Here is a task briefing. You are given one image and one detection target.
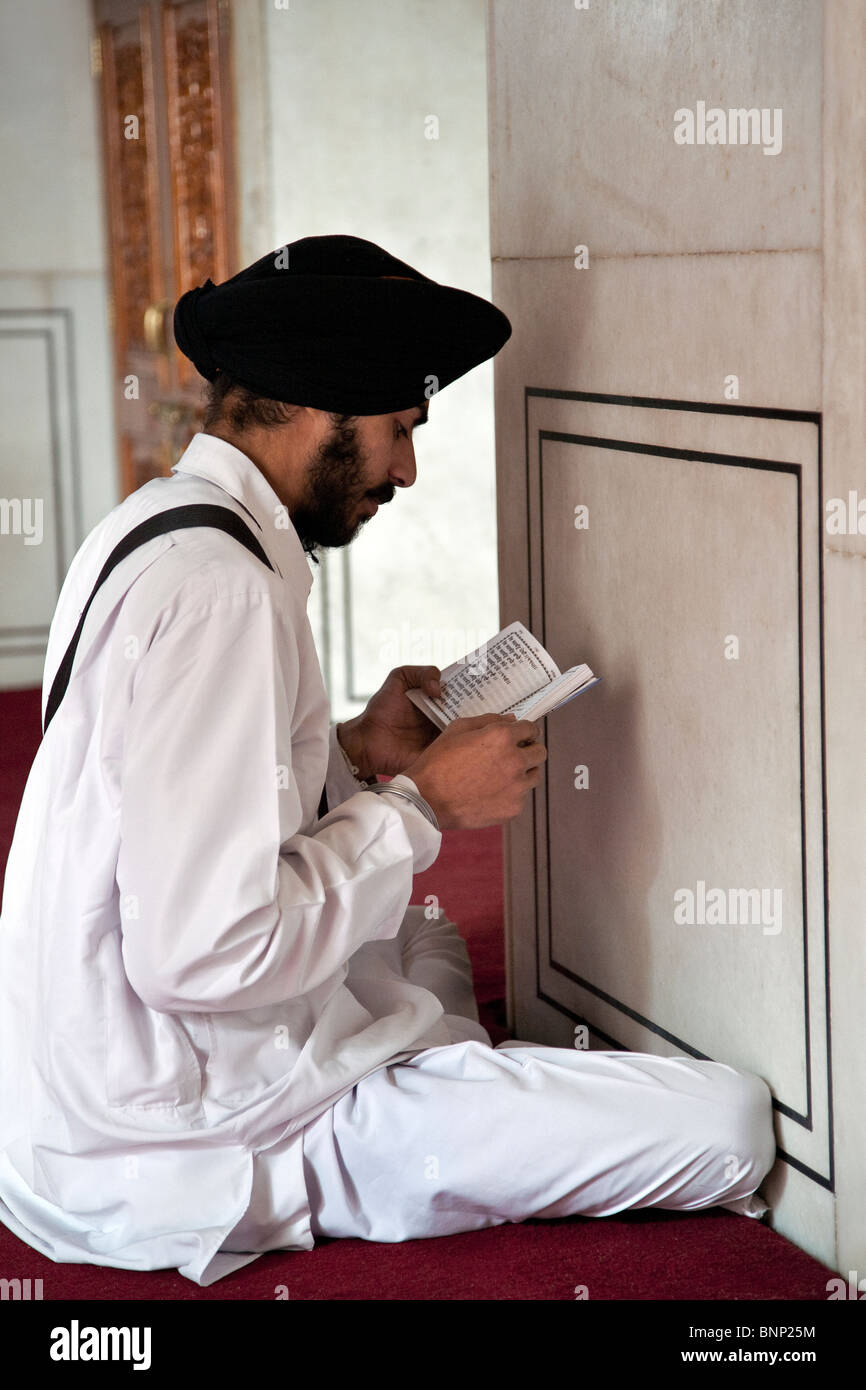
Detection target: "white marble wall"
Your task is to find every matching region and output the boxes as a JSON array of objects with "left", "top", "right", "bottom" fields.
[
  {"left": 489, "top": 0, "right": 865, "bottom": 1279},
  {"left": 233, "top": 0, "right": 498, "bottom": 721},
  {"left": 0, "top": 0, "right": 117, "bottom": 690}
]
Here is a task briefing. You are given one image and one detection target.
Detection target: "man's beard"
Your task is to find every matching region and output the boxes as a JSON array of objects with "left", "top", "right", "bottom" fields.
[{"left": 291, "top": 413, "right": 394, "bottom": 562}]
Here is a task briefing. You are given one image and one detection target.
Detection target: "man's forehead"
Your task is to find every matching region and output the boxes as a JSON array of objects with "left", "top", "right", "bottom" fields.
[{"left": 396, "top": 400, "right": 429, "bottom": 425}]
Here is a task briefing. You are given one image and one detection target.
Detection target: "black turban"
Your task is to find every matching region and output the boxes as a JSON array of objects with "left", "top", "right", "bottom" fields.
[{"left": 173, "top": 234, "right": 512, "bottom": 416}]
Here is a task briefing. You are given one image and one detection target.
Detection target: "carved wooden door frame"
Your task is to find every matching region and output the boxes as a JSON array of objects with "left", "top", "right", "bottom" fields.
[{"left": 93, "top": 0, "right": 237, "bottom": 494}]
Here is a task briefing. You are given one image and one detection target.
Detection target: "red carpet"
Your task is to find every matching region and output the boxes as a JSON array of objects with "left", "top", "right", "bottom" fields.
[{"left": 0, "top": 688, "right": 836, "bottom": 1299}]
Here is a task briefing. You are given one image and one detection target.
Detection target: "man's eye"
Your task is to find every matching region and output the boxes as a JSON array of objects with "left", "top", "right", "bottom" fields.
[{"left": 395, "top": 421, "right": 408, "bottom": 439}]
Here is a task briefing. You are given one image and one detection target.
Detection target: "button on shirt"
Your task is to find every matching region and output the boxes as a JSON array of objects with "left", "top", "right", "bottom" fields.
[{"left": 0, "top": 431, "right": 454, "bottom": 1286}]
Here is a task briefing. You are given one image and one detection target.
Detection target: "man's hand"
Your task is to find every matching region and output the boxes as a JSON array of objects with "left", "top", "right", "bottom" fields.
[
  {"left": 336, "top": 665, "right": 445, "bottom": 780},
  {"left": 405, "top": 712, "right": 547, "bottom": 830}
]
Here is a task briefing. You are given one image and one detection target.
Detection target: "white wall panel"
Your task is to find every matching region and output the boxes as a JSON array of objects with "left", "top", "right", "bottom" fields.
[
  {"left": 521, "top": 393, "right": 828, "bottom": 1197},
  {"left": 0, "top": 0, "right": 116, "bottom": 692},
  {"left": 488, "top": 0, "right": 863, "bottom": 1276}
]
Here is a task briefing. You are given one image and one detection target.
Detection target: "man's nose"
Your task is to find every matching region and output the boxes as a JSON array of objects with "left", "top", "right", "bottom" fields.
[{"left": 389, "top": 443, "right": 417, "bottom": 490}]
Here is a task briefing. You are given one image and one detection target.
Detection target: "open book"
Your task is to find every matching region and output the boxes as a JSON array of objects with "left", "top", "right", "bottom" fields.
[{"left": 406, "top": 621, "right": 600, "bottom": 731}]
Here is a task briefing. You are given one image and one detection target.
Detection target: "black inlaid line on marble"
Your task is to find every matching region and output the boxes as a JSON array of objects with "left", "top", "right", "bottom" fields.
[{"left": 520, "top": 387, "right": 830, "bottom": 1192}]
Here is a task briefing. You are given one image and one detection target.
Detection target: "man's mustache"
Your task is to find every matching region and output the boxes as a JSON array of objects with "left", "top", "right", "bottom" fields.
[{"left": 366, "top": 483, "right": 395, "bottom": 505}]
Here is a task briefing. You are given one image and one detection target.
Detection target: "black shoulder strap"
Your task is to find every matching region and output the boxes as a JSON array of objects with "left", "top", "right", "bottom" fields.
[
  {"left": 43, "top": 504, "right": 275, "bottom": 734},
  {"left": 44, "top": 500, "right": 332, "bottom": 819}
]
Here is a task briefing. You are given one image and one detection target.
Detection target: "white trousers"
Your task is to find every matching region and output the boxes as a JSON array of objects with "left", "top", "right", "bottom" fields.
[{"left": 225, "top": 909, "right": 777, "bottom": 1251}]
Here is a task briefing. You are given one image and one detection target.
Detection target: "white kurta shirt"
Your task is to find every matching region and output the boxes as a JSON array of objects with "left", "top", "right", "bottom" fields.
[{"left": 0, "top": 431, "right": 456, "bottom": 1285}]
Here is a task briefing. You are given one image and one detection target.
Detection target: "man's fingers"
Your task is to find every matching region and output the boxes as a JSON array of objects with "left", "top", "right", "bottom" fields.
[
  {"left": 521, "top": 741, "right": 547, "bottom": 770},
  {"left": 393, "top": 664, "right": 442, "bottom": 687},
  {"left": 449, "top": 712, "right": 515, "bottom": 731},
  {"left": 448, "top": 713, "right": 544, "bottom": 741},
  {"left": 511, "top": 717, "right": 542, "bottom": 742}
]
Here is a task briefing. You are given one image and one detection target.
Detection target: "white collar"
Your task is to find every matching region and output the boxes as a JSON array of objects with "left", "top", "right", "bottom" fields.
[{"left": 171, "top": 431, "right": 314, "bottom": 597}]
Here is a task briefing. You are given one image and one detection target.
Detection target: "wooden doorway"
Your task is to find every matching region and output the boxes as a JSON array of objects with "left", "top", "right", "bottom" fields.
[{"left": 93, "top": 0, "right": 236, "bottom": 495}]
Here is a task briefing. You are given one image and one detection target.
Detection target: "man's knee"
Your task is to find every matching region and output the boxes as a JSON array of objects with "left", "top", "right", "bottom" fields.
[
  {"left": 399, "top": 905, "right": 464, "bottom": 959},
  {"left": 398, "top": 909, "right": 480, "bottom": 1022},
  {"left": 705, "top": 1066, "right": 776, "bottom": 1193}
]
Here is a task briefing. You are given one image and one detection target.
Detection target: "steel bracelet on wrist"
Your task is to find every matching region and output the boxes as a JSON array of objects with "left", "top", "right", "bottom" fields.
[{"left": 363, "top": 781, "right": 440, "bottom": 831}]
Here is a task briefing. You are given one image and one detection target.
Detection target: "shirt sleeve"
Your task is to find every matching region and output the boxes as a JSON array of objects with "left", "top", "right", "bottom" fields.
[
  {"left": 116, "top": 589, "right": 442, "bottom": 1014},
  {"left": 324, "top": 720, "right": 374, "bottom": 808}
]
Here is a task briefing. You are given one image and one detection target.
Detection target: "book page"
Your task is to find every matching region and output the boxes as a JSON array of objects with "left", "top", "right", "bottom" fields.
[
  {"left": 410, "top": 621, "right": 562, "bottom": 724},
  {"left": 512, "top": 667, "right": 599, "bottom": 720}
]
